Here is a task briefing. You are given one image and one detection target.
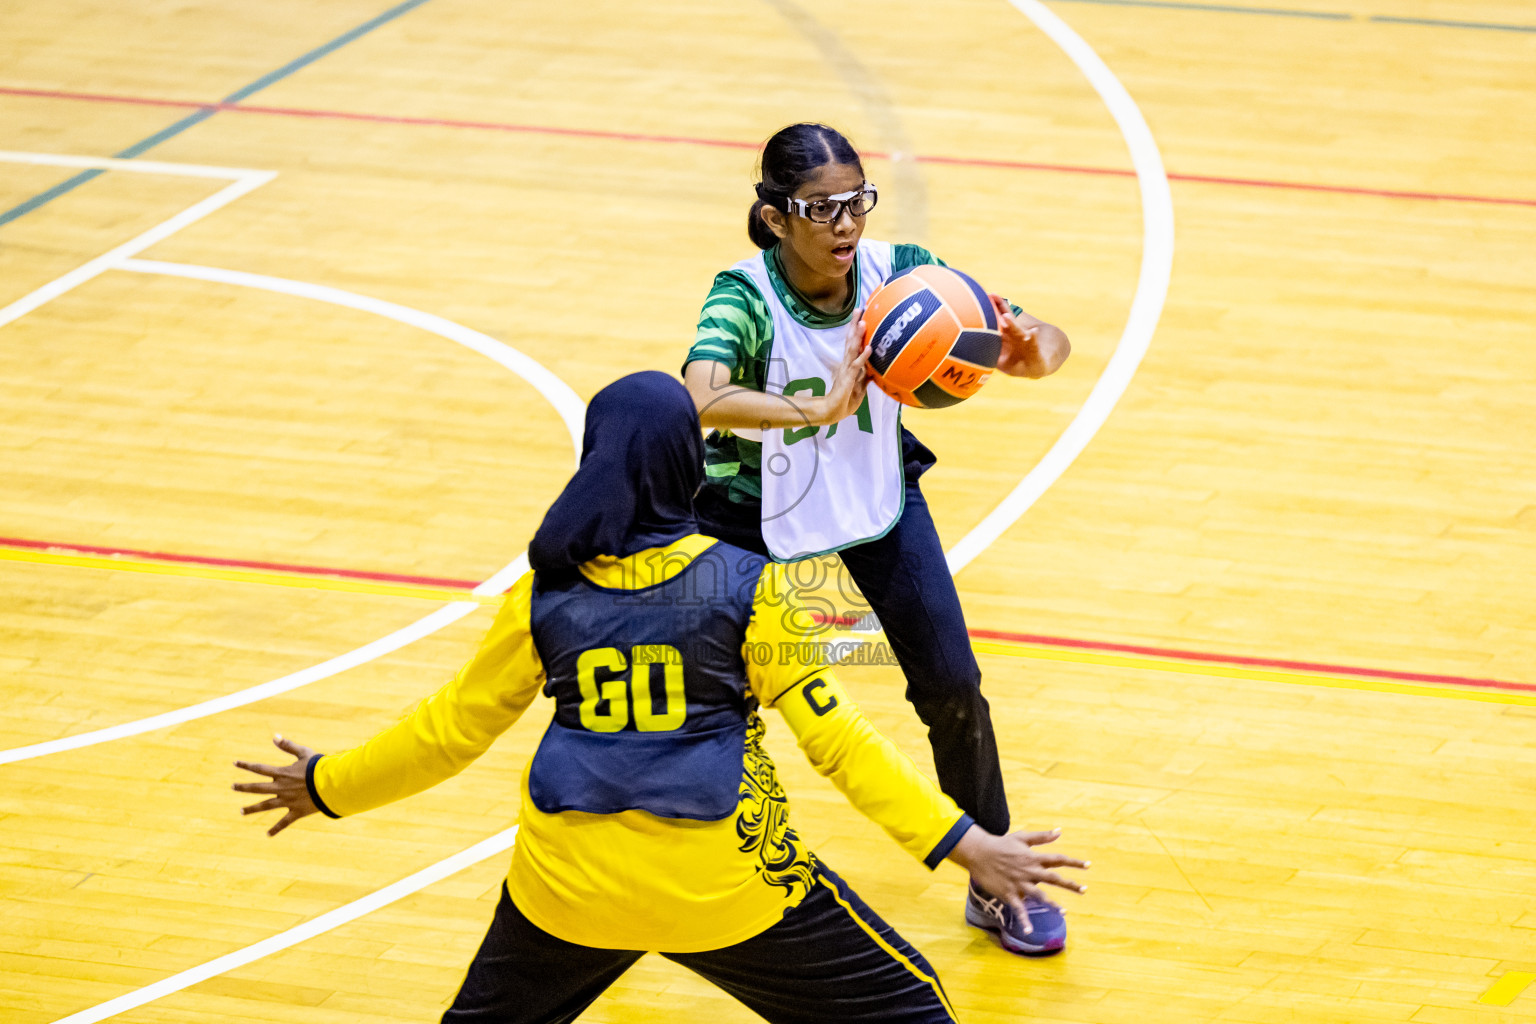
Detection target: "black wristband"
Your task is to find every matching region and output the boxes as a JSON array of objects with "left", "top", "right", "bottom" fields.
[
  {"left": 305, "top": 754, "right": 340, "bottom": 819},
  {"left": 924, "top": 813, "right": 975, "bottom": 870}
]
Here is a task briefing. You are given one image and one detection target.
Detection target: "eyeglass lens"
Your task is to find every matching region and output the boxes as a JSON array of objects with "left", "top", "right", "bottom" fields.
[{"left": 806, "top": 189, "right": 877, "bottom": 223}]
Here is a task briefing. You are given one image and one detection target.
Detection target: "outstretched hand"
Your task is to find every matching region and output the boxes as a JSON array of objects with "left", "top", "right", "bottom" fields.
[
  {"left": 949, "top": 826, "right": 1088, "bottom": 926},
  {"left": 233, "top": 735, "right": 321, "bottom": 837}
]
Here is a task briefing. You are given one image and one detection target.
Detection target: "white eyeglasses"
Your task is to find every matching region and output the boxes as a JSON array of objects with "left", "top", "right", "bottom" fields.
[{"left": 781, "top": 185, "right": 879, "bottom": 223}]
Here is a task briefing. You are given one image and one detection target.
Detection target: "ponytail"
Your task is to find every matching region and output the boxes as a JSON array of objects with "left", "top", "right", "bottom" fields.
[{"left": 747, "top": 123, "right": 863, "bottom": 249}]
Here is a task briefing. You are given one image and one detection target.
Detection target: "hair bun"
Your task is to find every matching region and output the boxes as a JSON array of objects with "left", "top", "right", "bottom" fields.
[{"left": 747, "top": 198, "right": 777, "bottom": 250}]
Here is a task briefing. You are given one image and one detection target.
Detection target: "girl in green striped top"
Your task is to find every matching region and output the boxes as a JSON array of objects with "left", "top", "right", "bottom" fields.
[{"left": 681, "top": 123, "right": 1074, "bottom": 957}]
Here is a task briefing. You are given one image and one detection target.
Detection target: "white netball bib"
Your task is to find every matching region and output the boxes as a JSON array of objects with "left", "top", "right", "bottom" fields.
[{"left": 735, "top": 240, "right": 905, "bottom": 561}]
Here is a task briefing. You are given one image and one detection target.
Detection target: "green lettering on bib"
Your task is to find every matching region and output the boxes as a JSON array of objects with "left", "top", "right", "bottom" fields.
[
  {"left": 825, "top": 393, "right": 873, "bottom": 440},
  {"left": 782, "top": 377, "right": 826, "bottom": 445}
]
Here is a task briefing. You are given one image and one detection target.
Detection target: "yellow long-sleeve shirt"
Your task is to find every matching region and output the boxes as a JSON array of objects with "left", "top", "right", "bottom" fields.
[{"left": 308, "top": 536, "right": 971, "bottom": 952}]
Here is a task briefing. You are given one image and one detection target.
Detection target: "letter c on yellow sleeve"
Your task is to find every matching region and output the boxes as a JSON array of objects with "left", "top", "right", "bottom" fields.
[{"left": 802, "top": 677, "right": 839, "bottom": 717}]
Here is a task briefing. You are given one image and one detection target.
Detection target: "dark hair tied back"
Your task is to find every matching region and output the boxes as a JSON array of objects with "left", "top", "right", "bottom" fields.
[{"left": 747, "top": 123, "right": 863, "bottom": 250}]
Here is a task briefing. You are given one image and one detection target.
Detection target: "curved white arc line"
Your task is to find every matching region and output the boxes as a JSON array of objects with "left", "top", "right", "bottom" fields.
[
  {"left": 472, "top": 555, "right": 534, "bottom": 598},
  {"left": 47, "top": 826, "right": 520, "bottom": 1024},
  {"left": 117, "top": 258, "right": 587, "bottom": 458},
  {"left": 3, "top": 259, "right": 583, "bottom": 765},
  {"left": 0, "top": 601, "right": 479, "bottom": 767},
  {"left": 945, "top": 0, "right": 1174, "bottom": 575}
]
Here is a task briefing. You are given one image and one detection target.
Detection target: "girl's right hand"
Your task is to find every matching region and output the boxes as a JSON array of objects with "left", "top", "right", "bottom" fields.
[{"left": 817, "top": 314, "right": 871, "bottom": 425}]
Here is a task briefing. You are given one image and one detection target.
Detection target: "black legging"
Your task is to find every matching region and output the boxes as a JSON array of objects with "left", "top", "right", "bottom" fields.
[
  {"left": 443, "top": 867, "right": 956, "bottom": 1024},
  {"left": 695, "top": 428, "right": 1009, "bottom": 836}
]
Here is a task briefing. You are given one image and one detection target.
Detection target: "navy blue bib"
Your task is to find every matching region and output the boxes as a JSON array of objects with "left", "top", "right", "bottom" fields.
[{"left": 526, "top": 542, "right": 766, "bottom": 821}]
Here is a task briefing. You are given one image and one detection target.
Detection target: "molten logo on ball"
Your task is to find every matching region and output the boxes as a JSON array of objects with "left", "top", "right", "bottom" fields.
[
  {"left": 873, "top": 300, "right": 928, "bottom": 360},
  {"left": 862, "top": 264, "right": 1002, "bottom": 409}
]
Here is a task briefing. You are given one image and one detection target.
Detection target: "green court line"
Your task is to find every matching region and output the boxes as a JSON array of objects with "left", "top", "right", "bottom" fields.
[{"left": 0, "top": 0, "right": 434, "bottom": 229}]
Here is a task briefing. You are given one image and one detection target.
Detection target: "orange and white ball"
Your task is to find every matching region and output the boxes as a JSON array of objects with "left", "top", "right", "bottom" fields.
[{"left": 862, "top": 264, "right": 1001, "bottom": 408}]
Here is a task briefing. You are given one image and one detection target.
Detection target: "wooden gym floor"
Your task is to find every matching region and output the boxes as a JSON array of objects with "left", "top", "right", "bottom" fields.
[{"left": 1, "top": 0, "right": 1533, "bottom": 1021}]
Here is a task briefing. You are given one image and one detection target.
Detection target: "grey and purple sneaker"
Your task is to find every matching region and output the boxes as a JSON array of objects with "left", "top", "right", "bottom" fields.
[{"left": 965, "top": 882, "right": 1067, "bottom": 956}]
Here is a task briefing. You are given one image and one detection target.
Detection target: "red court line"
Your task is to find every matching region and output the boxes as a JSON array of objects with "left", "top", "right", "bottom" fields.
[
  {"left": 966, "top": 627, "right": 1536, "bottom": 694},
  {"left": 0, "top": 535, "right": 477, "bottom": 590},
  {"left": 7, "top": 534, "right": 1527, "bottom": 694},
  {"left": 233, "top": 101, "right": 763, "bottom": 152},
  {"left": 4, "top": 85, "right": 1534, "bottom": 209},
  {"left": 0, "top": 86, "right": 215, "bottom": 112},
  {"left": 1157, "top": 170, "right": 1536, "bottom": 207},
  {"left": 921, "top": 155, "right": 1536, "bottom": 208},
  {"left": 818, "top": 613, "right": 1528, "bottom": 691}
]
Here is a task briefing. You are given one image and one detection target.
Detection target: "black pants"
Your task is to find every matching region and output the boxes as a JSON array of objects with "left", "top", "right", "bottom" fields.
[
  {"left": 695, "top": 429, "right": 1010, "bottom": 836},
  {"left": 443, "top": 866, "right": 956, "bottom": 1024}
]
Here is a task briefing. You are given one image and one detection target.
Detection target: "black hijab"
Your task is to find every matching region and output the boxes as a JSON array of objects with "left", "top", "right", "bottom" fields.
[{"left": 528, "top": 371, "right": 705, "bottom": 574}]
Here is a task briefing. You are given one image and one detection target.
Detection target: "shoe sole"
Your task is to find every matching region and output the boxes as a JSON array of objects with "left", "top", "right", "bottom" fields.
[{"left": 965, "top": 905, "right": 1066, "bottom": 957}]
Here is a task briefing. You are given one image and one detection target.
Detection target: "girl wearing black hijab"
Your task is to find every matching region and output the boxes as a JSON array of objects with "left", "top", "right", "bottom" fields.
[{"left": 233, "top": 372, "right": 1086, "bottom": 1024}]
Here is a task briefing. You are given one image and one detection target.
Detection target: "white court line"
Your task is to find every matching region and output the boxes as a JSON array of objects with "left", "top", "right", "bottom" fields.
[
  {"left": 0, "top": 601, "right": 481, "bottom": 766},
  {"left": 0, "top": 261, "right": 584, "bottom": 765},
  {"left": 946, "top": 0, "right": 1174, "bottom": 574},
  {"left": 36, "top": 1, "right": 1174, "bottom": 1019},
  {"left": 119, "top": 259, "right": 587, "bottom": 449},
  {"left": 0, "top": 149, "right": 270, "bottom": 180},
  {"left": 46, "top": 827, "right": 521, "bottom": 1024},
  {"left": 0, "top": 158, "right": 584, "bottom": 765},
  {"left": 0, "top": 153, "right": 559, "bottom": 1023},
  {"left": 0, "top": 153, "right": 276, "bottom": 331}
]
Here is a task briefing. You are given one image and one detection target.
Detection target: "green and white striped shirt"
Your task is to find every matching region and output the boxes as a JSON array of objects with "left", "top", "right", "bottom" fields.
[{"left": 684, "top": 242, "right": 950, "bottom": 504}]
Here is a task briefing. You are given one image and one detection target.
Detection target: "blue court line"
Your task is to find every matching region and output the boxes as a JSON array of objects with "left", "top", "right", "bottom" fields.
[
  {"left": 0, "top": 107, "right": 219, "bottom": 226},
  {"left": 1368, "top": 13, "right": 1536, "bottom": 32},
  {"left": 0, "top": 0, "right": 433, "bottom": 230}
]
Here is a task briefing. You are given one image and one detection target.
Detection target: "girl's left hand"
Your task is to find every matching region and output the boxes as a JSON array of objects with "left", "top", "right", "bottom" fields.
[
  {"left": 234, "top": 735, "right": 322, "bottom": 836},
  {"left": 989, "top": 294, "right": 1071, "bottom": 379}
]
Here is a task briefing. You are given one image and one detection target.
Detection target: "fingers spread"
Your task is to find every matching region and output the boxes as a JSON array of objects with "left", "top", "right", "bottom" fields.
[
  {"left": 1033, "top": 869, "right": 1086, "bottom": 894},
  {"left": 234, "top": 761, "right": 280, "bottom": 778},
  {"left": 273, "top": 735, "right": 316, "bottom": 760},
  {"left": 1035, "top": 853, "right": 1090, "bottom": 870},
  {"left": 241, "top": 797, "right": 283, "bottom": 815},
  {"left": 1017, "top": 828, "right": 1062, "bottom": 846},
  {"left": 232, "top": 781, "right": 280, "bottom": 795}
]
